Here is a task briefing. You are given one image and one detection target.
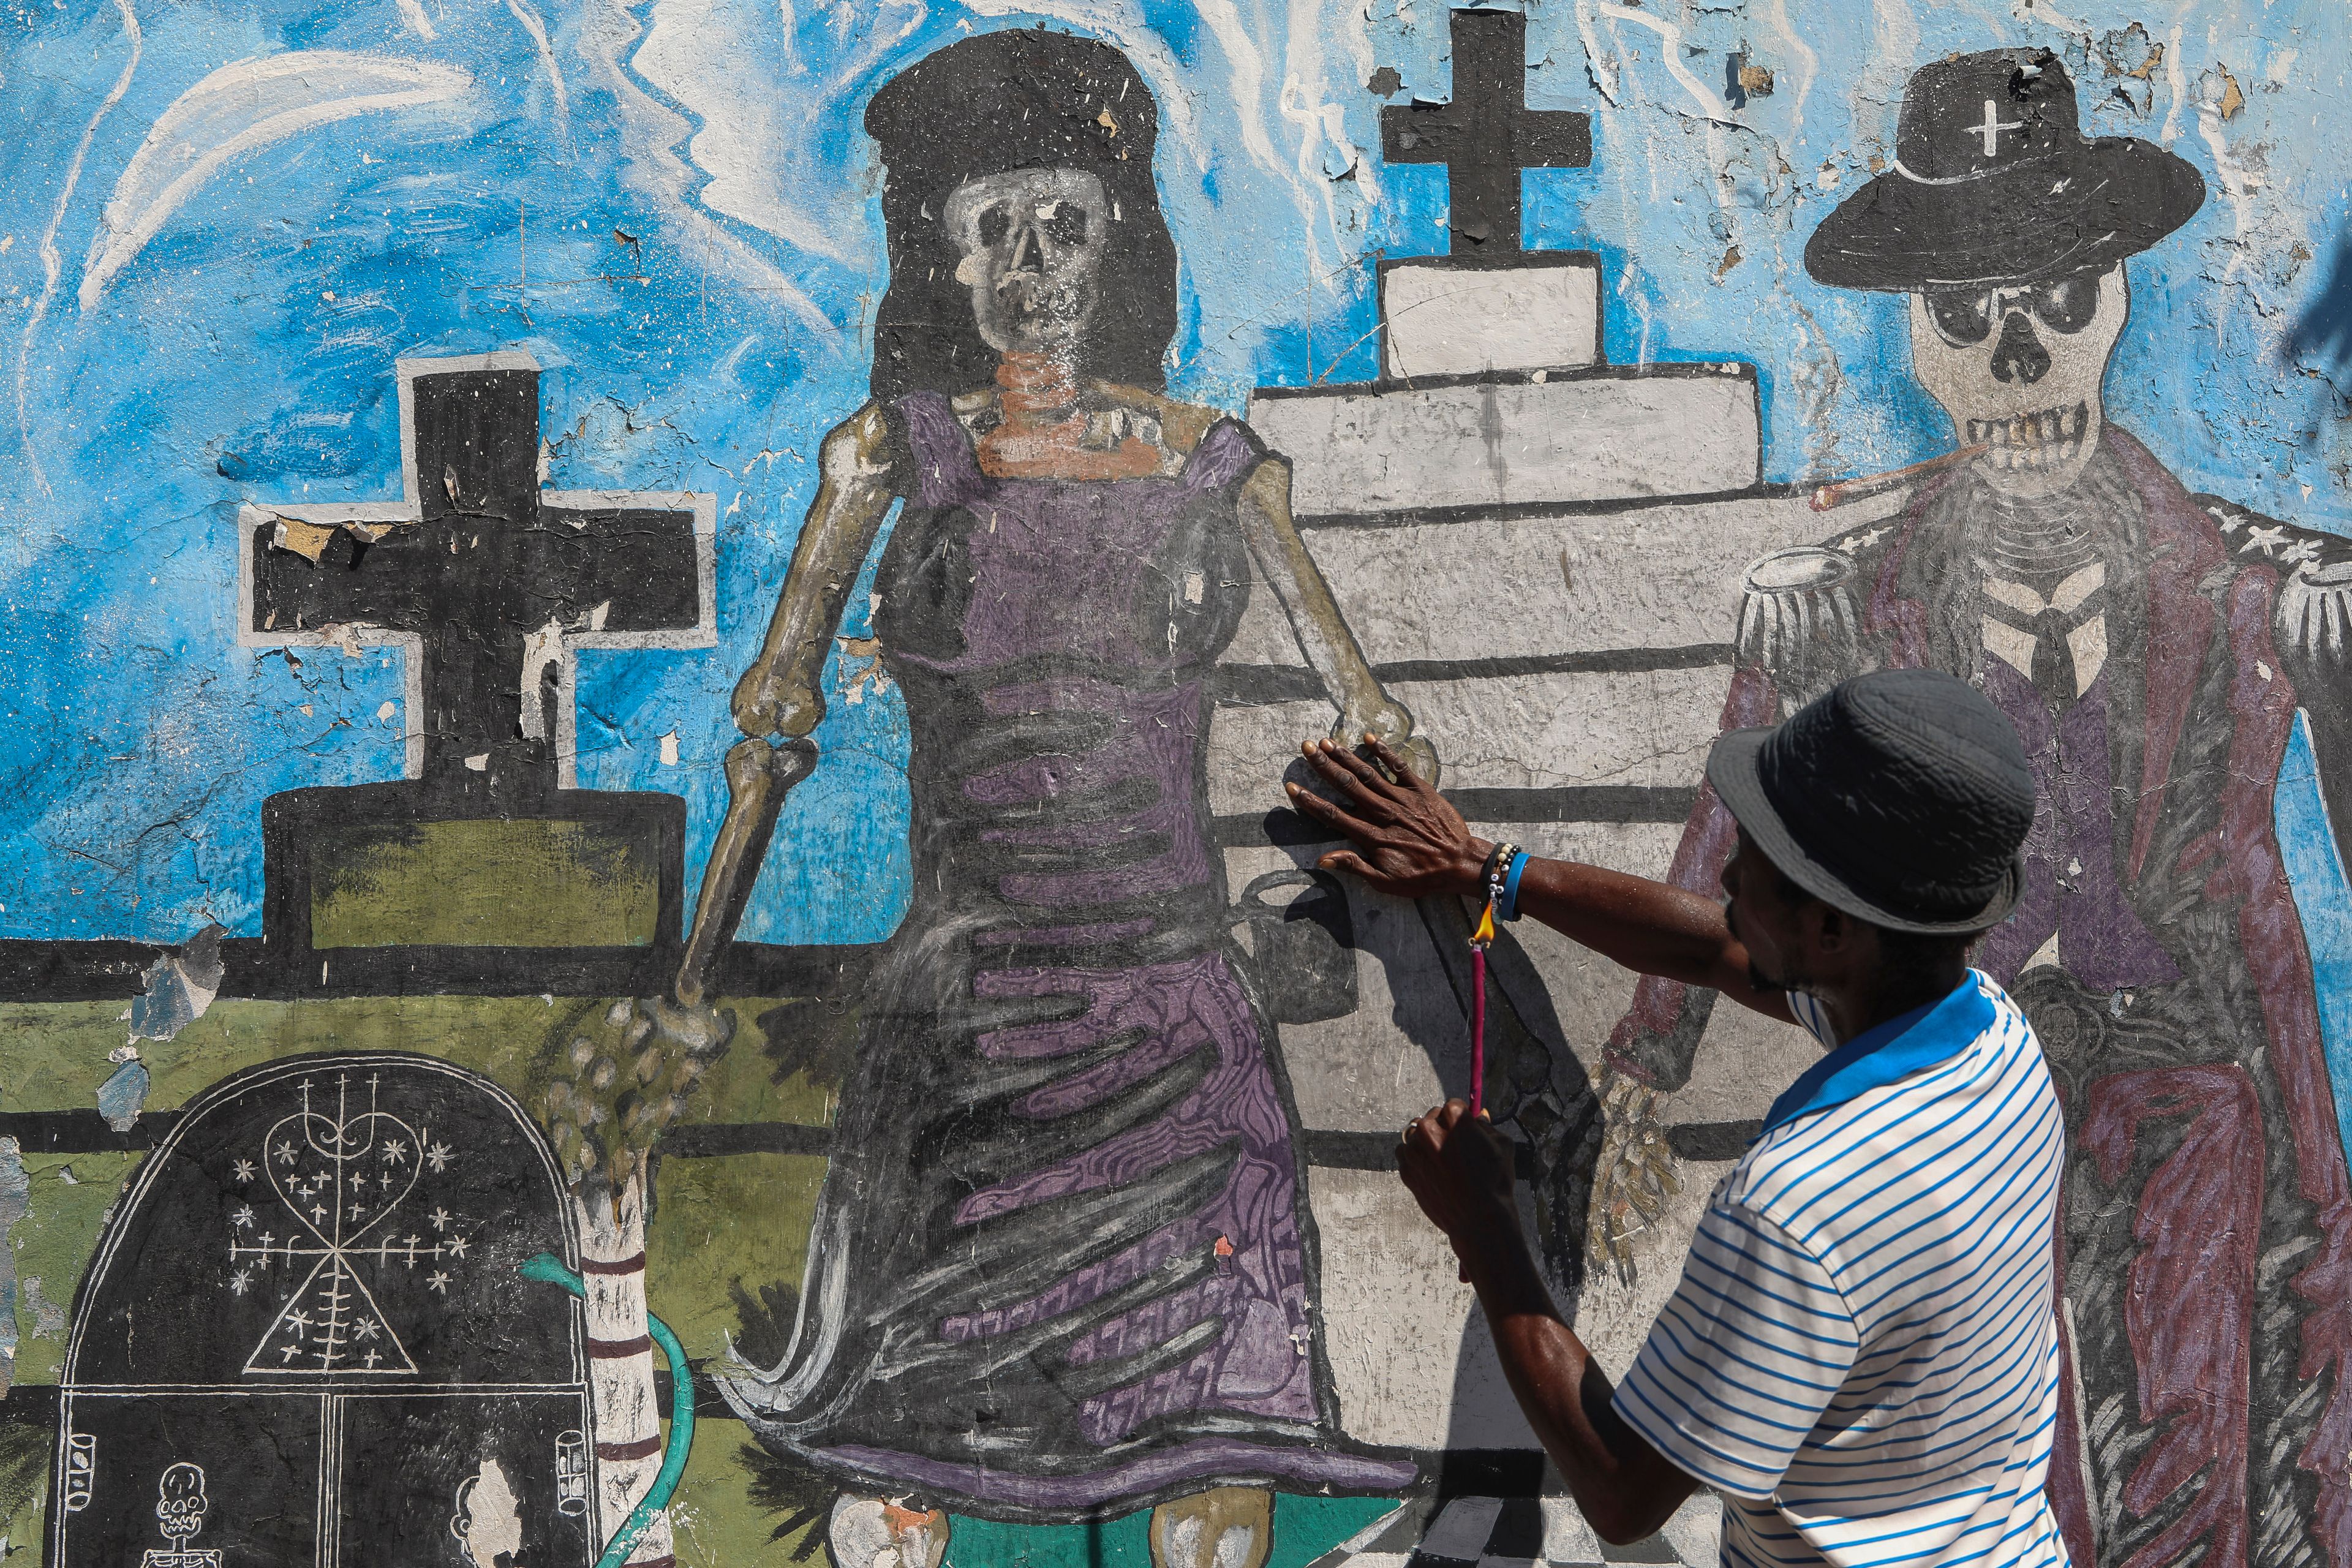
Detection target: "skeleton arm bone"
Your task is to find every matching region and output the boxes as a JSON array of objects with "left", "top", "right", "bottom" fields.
[
  {"left": 674, "top": 404, "right": 903, "bottom": 1006},
  {"left": 1234, "top": 456, "right": 1436, "bottom": 782},
  {"left": 733, "top": 403, "right": 905, "bottom": 742}
]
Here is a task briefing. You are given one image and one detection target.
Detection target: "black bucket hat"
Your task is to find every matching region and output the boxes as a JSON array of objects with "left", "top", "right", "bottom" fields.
[
  {"left": 1706, "top": 669, "right": 2035, "bottom": 935},
  {"left": 1804, "top": 48, "right": 2204, "bottom": 291}
]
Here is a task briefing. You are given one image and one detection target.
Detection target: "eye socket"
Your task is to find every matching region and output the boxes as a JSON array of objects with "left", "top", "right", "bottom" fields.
[
  {"left": 975, "top": 204, "right": 1012, "bottom": 249},
  {"left": 2029, "top": 272, "right": 2101, "bottom": 334},
  {"left": 1042, "top": 203, "right": 1091, "bottom": 246},
  {"left": 1924, "top": 289, "right": 1994, "bottom": 347}
]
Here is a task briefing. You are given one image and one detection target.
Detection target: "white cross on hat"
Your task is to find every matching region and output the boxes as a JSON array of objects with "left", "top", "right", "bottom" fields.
[{"left": 1970, "top": 98, "right": 2026, "bottom": 157}]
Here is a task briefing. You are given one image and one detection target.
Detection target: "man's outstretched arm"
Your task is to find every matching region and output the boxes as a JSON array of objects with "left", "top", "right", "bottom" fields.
[
  {"left": 1400, "top": 1100, "right": 1700, "bottom": 1541},
  {"left": 1286, "top": 736, "right": 1794, "bottom": 1024}
]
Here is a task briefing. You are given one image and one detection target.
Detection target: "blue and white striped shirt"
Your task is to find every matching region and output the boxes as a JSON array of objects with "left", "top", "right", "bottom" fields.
[{"left": 1613, "top": 971, "right": 2068, "bottom": 1568}]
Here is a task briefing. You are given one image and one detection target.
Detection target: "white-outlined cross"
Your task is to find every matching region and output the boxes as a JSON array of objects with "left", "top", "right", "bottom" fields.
[{"left": 1972, "top": 98, "right": 2026, "bottom": 156}]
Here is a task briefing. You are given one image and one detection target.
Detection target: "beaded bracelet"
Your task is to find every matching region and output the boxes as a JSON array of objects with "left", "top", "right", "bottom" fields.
[
  {"left": 1482, "top": 842, "right": 1521, "bottom": 915},
  {"left": 1477, "top": 841, "right": 1514, "bottom": 897}
]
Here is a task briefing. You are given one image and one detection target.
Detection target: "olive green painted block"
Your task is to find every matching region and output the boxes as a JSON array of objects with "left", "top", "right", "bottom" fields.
[
  {"left": 310, "top": 818, "right": 664, "bottom": 948},
  {"left": 644, "top": 1152, "right": 829, "bottom": 1363},
  {"left": 665, "top": 1417, "right": 821, "bottom": 1566},
  {"left": 7, "top": 1153, "right": 141, "bottom": 1392},
  {"left": 0, "top": 995, "right": 837, "bottom": 1130}
]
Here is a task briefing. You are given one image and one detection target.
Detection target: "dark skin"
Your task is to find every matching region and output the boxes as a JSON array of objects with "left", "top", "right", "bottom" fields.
[{"left": 1284, "top": 735, "right": 1971, "bottom": 1543}]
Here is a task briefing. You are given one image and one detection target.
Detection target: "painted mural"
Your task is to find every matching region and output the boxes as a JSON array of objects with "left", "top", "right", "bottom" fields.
[{"left": 0, "top": 1, "right": 2347, "bottom": 1567}]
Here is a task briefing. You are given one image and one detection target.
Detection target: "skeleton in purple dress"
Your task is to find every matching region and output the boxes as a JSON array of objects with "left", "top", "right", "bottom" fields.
[{"left": 715, "top": 32, "right": 1426, "bottom": 1568}]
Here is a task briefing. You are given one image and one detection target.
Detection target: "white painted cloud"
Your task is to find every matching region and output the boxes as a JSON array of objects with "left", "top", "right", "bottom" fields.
[
  {"left": 1591, "top": 3, "right": 1738, "bottom": 124},
  {"left": 77, "top": 50, "right": 473, "bottom": 311},
  {"left": 1758, "top": 0, "right": 1818, "bottom": 126},
  {"left": 630, "top": 0, "right": 924, "bottom": 265},
  {"left": 18, "top": 0, "right": 138, "bottom": 499},
  {"left": 575, "top": 0, "right": 838, "bottom": 331},
  {"left": 502, "top": 0, "right": 571, "bottom": 140}
]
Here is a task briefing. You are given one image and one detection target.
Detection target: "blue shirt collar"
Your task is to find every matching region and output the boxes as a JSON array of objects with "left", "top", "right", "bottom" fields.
[{"left": 1758, "top": 971, "right": 1997, "bottom": 1139}]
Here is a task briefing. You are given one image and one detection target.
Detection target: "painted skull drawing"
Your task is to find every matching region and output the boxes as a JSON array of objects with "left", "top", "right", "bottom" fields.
[
  {"left": 1909, "top": 262, "right": 2128, "bottom": 499},
  {"left": 945, "top": 167, "right": 1110, "bottom": 356},
  {"left": 155, "top": 1463, "right": 209, "bottom": 1545}
]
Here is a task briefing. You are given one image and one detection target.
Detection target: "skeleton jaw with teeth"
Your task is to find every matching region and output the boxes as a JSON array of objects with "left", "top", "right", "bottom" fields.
[{"left": 1909, "top": 261, "right": 2128, "bottom": 500}]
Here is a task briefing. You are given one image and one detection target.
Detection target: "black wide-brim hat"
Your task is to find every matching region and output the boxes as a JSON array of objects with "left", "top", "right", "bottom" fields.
[
  {"left": 865, "top": 29, "right": 1162, "bottom": 221},
  {"left": 1805, "top": 48, "right": 2204, "bottom": 290},
  {"left": 1706, "top": 670, "right": 2034, "bottom": 935}
]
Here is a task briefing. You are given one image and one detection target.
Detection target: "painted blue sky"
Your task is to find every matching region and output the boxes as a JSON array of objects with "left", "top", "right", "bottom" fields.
[{"left": 0, "top": 0, "right": 2345, "bottom": 946}]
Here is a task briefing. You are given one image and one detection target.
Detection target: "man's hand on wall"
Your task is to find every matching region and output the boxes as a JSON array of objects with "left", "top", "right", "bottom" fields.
[
  {"left": 1287, "top": 736, "right": 1484, "bottom": 899},
  {"left": 1589, "top": 1069, "right": 1678, "bottom": 1288}
]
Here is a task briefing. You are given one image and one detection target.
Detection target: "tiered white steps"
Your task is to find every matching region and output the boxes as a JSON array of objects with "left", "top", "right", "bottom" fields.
[{"left": 1218, "top": 249, "right": 1884, "bottom": 1456}]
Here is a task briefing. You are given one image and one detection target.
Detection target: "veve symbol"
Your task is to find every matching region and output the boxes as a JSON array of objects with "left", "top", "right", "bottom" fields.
[{"left": 227, "top": 1072, "right": 466, "bottom": 1374}]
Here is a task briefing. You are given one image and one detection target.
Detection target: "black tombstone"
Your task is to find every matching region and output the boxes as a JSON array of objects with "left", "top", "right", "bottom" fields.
[
  {"left": 239, "top": 350, "right": 710, "bottom": 996},
  {"left": 52, "top": 1054, "right": 595, "bottom": 1568}
]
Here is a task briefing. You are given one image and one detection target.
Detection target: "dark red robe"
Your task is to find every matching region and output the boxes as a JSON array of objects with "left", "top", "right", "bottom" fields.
[{"left": 1608, "top": 428, "right": 2352, "bottom": 1568}]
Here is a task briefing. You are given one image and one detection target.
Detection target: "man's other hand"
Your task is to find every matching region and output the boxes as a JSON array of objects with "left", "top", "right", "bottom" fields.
[
  {"left": 1286, "top": 736, "right": 1487, "bottom": 899},
  {"left": 1399, "top": 1099, "right": 1524, "bottom": 1283}
]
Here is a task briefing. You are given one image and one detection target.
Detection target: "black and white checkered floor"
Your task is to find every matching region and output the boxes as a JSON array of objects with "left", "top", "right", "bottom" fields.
[{"left": 1306, "top": 1493, "right": 1721, "bottom": 1568}]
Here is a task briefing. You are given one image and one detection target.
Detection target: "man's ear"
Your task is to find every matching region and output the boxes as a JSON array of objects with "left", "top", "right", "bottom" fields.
[{"left": 1812, "top": 901, "right": 1852, "bottom": 954}]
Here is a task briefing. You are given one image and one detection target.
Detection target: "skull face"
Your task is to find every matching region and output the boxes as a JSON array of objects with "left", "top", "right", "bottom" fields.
[
  {"left": 1908, "top": 262, "right": 2129, "bottom": 500},
  {"left": 944, "top": 168, "right": 1110, "bottom": 360},
  {"left": 156, "top": 1463, "right": 209, "bottom": 1545}
]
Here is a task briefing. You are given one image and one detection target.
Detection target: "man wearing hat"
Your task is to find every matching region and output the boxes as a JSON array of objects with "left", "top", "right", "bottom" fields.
[
  {"left": 1284, "top": 669, "right": 2065, "bottom": 1563},
  {"left": 1593, "top": 47, "right": 2352, "bottom": 1568}
]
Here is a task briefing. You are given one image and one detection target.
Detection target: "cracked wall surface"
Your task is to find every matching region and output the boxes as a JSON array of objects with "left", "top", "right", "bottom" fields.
[{"left": 0, "top": 1, "right": 2348, "bottom": 1566}]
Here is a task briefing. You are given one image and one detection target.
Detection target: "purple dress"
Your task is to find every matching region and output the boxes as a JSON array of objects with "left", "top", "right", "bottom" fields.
[{"left": 721, "top": 393, "right": 1415, "bottom": 1521}]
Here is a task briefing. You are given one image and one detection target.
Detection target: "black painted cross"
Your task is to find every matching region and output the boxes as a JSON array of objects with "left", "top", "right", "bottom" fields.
[
  {"left": 1381, "top": 9, "right": 1591, "bottom": 254},
  {"left": 239, "top": 352, "right": 711, "bottom": 805},
  {"left": 235, "top": 353, "right": 709, "bottom": 990}
]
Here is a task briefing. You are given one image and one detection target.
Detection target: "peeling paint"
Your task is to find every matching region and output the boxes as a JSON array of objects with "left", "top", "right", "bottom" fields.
[
  {"left": 122, "top": 924, "right": 223, "bottom": 1044},
  {"left": 95, "top": 1047, "right": 148, "bottom": 1132},
  {"left": 0, "top": 1142, "right": 27, "bottom": 1396}
]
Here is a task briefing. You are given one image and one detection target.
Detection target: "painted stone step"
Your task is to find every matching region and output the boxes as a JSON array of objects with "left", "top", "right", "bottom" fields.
[
  {"left": 1204, "top": 663, "right": 1731, "bottom": 817},
  {"left": 1311, "top": 1493, "right": 1722, "bottom": 1568},
  {"left": 1248, "top": 366, "right": 1760, "bottom": 517},
  {"left": 1379, "top": 254, "right": 1604, "bottom": 380},
  {"left": 1221, "top": 486, "right": 1908, "bottom": 665}
]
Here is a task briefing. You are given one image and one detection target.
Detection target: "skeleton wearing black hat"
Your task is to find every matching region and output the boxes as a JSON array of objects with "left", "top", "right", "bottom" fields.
[{"left": 1595, "top": 47, "right": 2352, "bottom": 1568}]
